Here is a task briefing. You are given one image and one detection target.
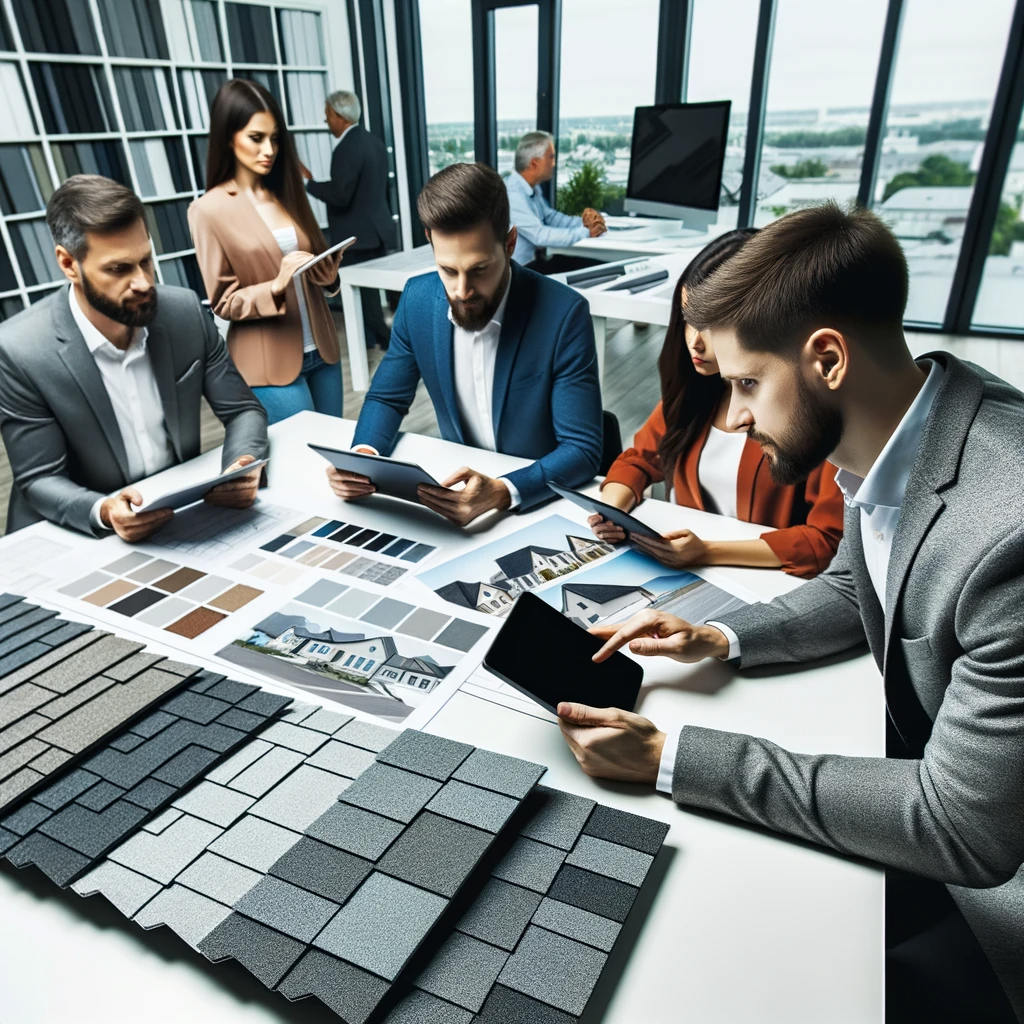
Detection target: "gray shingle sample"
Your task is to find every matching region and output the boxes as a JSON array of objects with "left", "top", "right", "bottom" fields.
[
  {"left": 531, "top": 897, "right": 621, "bottom": 953},
  {"left": 130, "top": 710, "right": 176, "bottom": 738},
  {"left": 415, "top": 930, "right": 509, "bottom": 1011},
  {"left": 497, "top": 925, "right": 607, "bottom": 1015},
  {"left": 376, "top": 729, "right": 474, "bottom": 781},
  {"left": 249, "top": 764, "right": 349, "bottom": 832},
  {"left": 0, "top": 826, "right": 16, "bottom": 853},
  {"left": 110, "top": 813, "right": 222, "bottom": 884},
  {"left": 427, "top": 779, "right": 518, "bottom": 834},
  {"left": 305, "top": 739, "right": 377, "bottom": 778},
  {"left": 151, "top": 745, "right": 220, "bottom": 787},
  {"left": 233, "top": 875, "right": 338, "bottom": 942},
  {"left": 38, "top": 800, "right": 147, "bottom": 857},
  {"left": 34, "top": 768, "right": 99, "bottom": 810},
  {"left": 0, "top": 630, "right": 101, "bottom": 694},
  {"left": 124, "top": 777, "right": 176, "bottom": 810},
  {"left": 205, "top": 738, "right": 272, "bottom": 785},
  {"left": 269, "top": 835, "right": 372, "bottom": 904},
  {"left": 301, "top": 707, "right": 353, "bottom": 734},
  {"left": 582, "top": 803, "right": 670, "bottom": 855},
  {"left": 172, "top": 781, "right": 255, "bottom": 827},
  {"left": 109, "top": 732, "right": 144, "bottom": 753},
  {"left": 177, "top": 851, "right": 262, "bottom": 905},
  {"left": 547, "top": 865, "right": 637, "bottom": 924},
  {"left": 492, "top": 837, "right": 566, "bottom": 893},
  {"left": 134, "top": 884, "right": 232, "bottom": 948},
  {"left": 1, "top": 799, "right": 51, "bottom": 835},
  {"left": 384, "top": 990, "right": 474, "bottom": 1024},
  {"left": 225, "top": 745, "right": 305, "bottom": 796},
  {"left": 216, "top": 708, "right": 265, "bottom": 732},
  {"left": 72, "top": 859, "right": 162, "bottom": 916},
  {"left": 198, "top": 677, "right": 250, "bottom": 703},
  {"left": 313, "top": 871, "right": 447, "bottom": 981},
  {"left": 565, "top": 834, "right": 654, "bottom": 887},
  {"left": 0, "top": 643, "right": 51, "bottom": 682},
  {"left": 209, "top": 815, "right": 301, "bottom": 873},
  {"left": 457, "top": 877, "right": 542, "bottom": 951},
  {"left": 103, "top": 652, "right": 163, "bottom": 682},
  {"left": 7, "top": 832, "right": 89, "bottom": 885},
  {"left": 34, "top": 675, "right": 117, "bottom": 720},
  {"left": 0, "top": 766, "right": 42, "bottom": 805},
  {"left": 306, "top": 802, "right": 403, "bottom": 861},
  {"left": 335, "top": 718, "right": 399, "bottom": 752},
  {"left": 520, "top": 786, "right": 595, "bottom": 851},
  {"left": 0, "top": 683, "right": 56, "bottom": 728},
  {"left": 29, "top": 748, "right": 71, "bottom": 774},
  {"left": 278, "top": 948, "right": 390, "bottom": 1024},
  {"left": 256, "top": 720, "right": 330, "bottom": 755},
  {"left": 475, "top": 985, "right": 576, "bottom": 1024},
  {"left": 0, "top": 737, "right": 46, "bottom": 778},
  {"left": 377, "top": 811, "right": 491, "bottom": 898},
  {"left": 160, "top": 691, "right": 233, "bottom": 725},
  {"left": 339, "top": 762, "right": 441, "bottom": 824},
  {"left": 199, "top": 912, "right": 305, "bottom": 987},
  {"left": 236, "top": 690, "right": 293, "bottom": 717},
  {"left": 143, "top": 807, "right": 183, "bottom": 834},
  {"left": 31, "top": 635, "right": 144, "bottom": 694},
  {"left": 281, "top": 701, "right": 318, "bottom": 723}
]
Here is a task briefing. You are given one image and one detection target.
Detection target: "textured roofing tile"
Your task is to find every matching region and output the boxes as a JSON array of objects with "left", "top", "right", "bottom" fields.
[
  {"left": 109, "top": 813, "right": 222, "bottom": 884},
  {"left": 236, "top": 690, "right": 293, "bottom": 717},
  {"left": 129, "top": 710, "right": 177, "bottom": 738},
  {"left": 72, "top": 859, "right": 162, "bottom": 916},
  {"left": 102, "top": 652, "right": 164, "bottom": 682},
  {"left": 249, "top": 764, "right": 351, "bottom": 832},
  {"left": 335, "top": 718, "right": 399, "bottom": 752},
  {"left": 0, "top": 683, "right": 56, "bottom": 728},
  {"left": 224, "top": 745, "right": 305, "bottom": 797},
  {"left": 151, "top": 745, "right": 219, "bottom": 787},
  {"left": 257, "top": 720, "right": 330, "bottom": 755},
  {"left": 123, "top": 777, "right": 177, "bottom": 810},
  {"left": 305, "top": 739, "right": 376, "bottom": 779},
  {"left": 376, "top": 729, "right": 474, "bottom": 781},
  {"left": 305, "top": 802, "right": 404, "bottom": 861},
  {"left": 300, "top": 707, "right": 354, "bottom": 735},
  {"left": 427, "top": 780, "right": 518, "bottom": 834},
  {"left": 208, "top": 815, "right": 301, "bottom": 872},
  {"left": 280, "top": 701, "right": 318, "bottom": 723},
  {"left": 519, "top": 787, "right": 596, "bottom": 851},
  {"left": 35, "top": 675, "right": 117, "bottom": 721},
  {"left": 0, "top": 799, "right": 51, "bottom": 835},
  {"left": 278, "top": 948, "right": 390, "bottom": 1024},
  {"left": 338, "top": 763, "right": 441, "bottom": 824},
  {"left": 457, "top": 877, "right": 541, "bottom": 951},
  {"left": 108, "top": 732, "right": 145, "bottom": 753},
  {"left": 142, "top": 807, "right": 183, "bottom": 834},
  {"left": 172, "top": 781, "right": 255, "bottom": 827},
  {"left": 0, "top": 631, "right": 101, "bottom": 694},
  {"left": 565, "top": 834, "right": 654, "bottom": 887},
  {"left": 30, "top": 635, "right": 144, "bottom": 694},
  {"left": 531, "top": 897, "right": 621, "bottom": 953},
  {"left": 415, "top": 931, "right": 508, "bottom": 1012},
  {"left": 0, "top": 643, "right": 52, "bottom": 682},
  {"left": 269, "top": 835, "right": 373, "bottom": 904},
  {"left": 75, "top": 779, "right": 125, "bottom": 811},
  {"left": 547, "top": 865, "right": 638, "bottom": 924},
  {"left": 36, "top": 621, "right": 94, "bottom": 649},
  {"left": 177, "top": 851, "right": 262, "bottom": 906},
  {"left": 582, "top": 803, "right": 670, "bottom": 855},
  {"left": 205, "top": 738, "right": 272, "bottom": 786},
  {"left": 492, "top": 837, "right": 566, "bottom": 893},
  {"left": 39, "top": 800, "right": 148, "bottom": 857},
  {"left": 28, "top": 747, "right": 71, "bottom": 774},
  {"left": 134, "top": 884, "right": 233, "bottom": 948},
  {"left": 0, "top": 825, "right": 16, "bottom": 853},
  {"left": 233, "top": 874, "right": 338, "bottom": 942},
  {"left": 0, "top": 737, "right": 47, "bottom": 780},
  {"left": 160, "top": 691, "right": 233, "bottom": 725},
  {"left": 200, "top": 912, "right": 306, "bottom": 987},
  {"left": 34, "top": 768, "right": 100, "bottom": 810},
  {"left": 474, "top": 985, "right": 576, "bottom": 1024},
  {"left": 383, "top": 990, "right": 474, "bottom": 1024},
  {"left": 216, "top": 708, "right": 265, "bottom": 732},
  {"left": 0, "top": 713, "right": 48, "bottom": 756},
  {"left": 313, "top": 871, "right": 447, "bottom": 982},
  {"left": 7, "top": 831, "right": 90, "bottom": 885},
  {"left": 0, "top": 766, "right": 43, "bottom": 805},
  {"left": 204, "top": 678, "right": 257, "bottom": 704}
]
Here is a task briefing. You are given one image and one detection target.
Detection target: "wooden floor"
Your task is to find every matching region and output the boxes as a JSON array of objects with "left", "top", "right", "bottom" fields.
[{"left": 0, "top": 310, "right": 1018, "bottom": 536}]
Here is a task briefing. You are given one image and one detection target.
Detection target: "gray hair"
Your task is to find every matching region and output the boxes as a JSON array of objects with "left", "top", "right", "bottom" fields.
[
  {"left": 327, "top": 89, "right": 361, "bottom": 123},
  {"left": 514, "top": 131, "right": 554, "bottom": 172}
]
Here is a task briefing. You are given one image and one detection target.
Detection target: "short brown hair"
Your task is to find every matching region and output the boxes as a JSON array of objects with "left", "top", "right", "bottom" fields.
[
  {"left": 417, "top": 162, "right": 509, "bottom": 242},
  {"left": 45, "top": 174, "right": 146, "bottom": 261},
  {"left": 684, "top": 203, "right": 908, "bottom": 355}
]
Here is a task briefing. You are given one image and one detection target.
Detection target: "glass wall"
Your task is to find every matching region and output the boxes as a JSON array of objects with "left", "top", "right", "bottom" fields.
[
  {"left": 870, "top": 0, "right": 1016, "bottom": 324},
  {"left": 419, "top": 0, "right": 474, "bottom": 175},
  {"left": 556, "top": 0, "right": 659, "bottom": 214},
  {"left": 754, "top": 0, "right": 887, "bottom": 227},
  {"left": 972, "top": 106, "right": 1024, "bottom": 330},
  {"left": 493, "top": 5, "right": 538, "bottom": 175}
]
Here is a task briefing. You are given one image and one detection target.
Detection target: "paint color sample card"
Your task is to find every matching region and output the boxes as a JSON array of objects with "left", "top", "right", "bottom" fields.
[
  {"left": 58, "top": 554, "right": 264, "bottom": 641},
  {"left": 0, "top": 667, "right": 292, "bottom": 885}
]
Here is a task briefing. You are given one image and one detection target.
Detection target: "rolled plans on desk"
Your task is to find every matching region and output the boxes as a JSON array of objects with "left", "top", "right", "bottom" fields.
[
  {"left": 605, "top": 269, "right": 670, "bottom": 292},
  {"left": 565, "top": 265, "right": 626, "bottom": 286},
  {"left": 574, "top": 273, "right": 624, "bottom": 290}
]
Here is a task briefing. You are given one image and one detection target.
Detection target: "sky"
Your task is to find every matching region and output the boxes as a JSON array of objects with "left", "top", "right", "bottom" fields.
[{"left": 416, "top": 0, "right": 1017, "bottom": 124}]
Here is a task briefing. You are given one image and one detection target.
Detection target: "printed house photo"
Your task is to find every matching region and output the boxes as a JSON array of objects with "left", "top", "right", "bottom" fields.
[
  {"left": 418, "top": 514, "right": 617, "bottom": 617},
  {"left": 540, "top": 549, "right": 749, "bottom": 628},
  {"left": 218, "top": 603, "right": 458, "bottom": 722}
]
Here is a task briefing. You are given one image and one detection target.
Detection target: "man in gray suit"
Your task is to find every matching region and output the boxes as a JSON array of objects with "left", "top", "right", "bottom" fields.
[
  {"left": 0, "top": 175, "right": 268, "bottom": 540},
  {"left": 558, "top": 205, "right": 1023, "bottom": 1021}
]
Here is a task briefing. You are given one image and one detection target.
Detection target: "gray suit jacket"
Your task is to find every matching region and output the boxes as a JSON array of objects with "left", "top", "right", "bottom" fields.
[
  {"left": 0, "top": 284, "right": 269, "bottom": 536},
  {"left": 672, "top": 353, "right": 1024, "bottom": 1014}
]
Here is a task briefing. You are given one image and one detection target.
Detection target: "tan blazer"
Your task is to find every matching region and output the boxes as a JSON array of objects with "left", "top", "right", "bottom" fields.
[{"left": 188, "top": 180, "right": 340, "bottom": 387}]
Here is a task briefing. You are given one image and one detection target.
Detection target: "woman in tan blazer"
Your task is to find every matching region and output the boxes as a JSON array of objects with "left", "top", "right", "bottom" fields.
[{"left": 188, "top": 79, "right": 344, "bottom": 424}]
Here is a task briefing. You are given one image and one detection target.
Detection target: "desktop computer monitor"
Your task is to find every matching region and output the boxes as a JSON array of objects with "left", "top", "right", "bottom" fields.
[{"left": 625, "top": 100, "right": 731, "bottom": 234}]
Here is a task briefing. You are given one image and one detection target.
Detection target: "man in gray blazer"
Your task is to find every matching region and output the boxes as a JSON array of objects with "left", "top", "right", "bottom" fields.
[
  {"left": 0, "top": 175, "right": 268, "bottom": 540},
  {"left": 558, "top": 205, "right": 1023, "bottom": 1020}
]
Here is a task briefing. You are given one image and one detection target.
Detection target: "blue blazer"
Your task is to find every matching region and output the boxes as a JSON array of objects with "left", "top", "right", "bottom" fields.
[{"left": 352, "top": 261, "right": 602, "bottom": 511}]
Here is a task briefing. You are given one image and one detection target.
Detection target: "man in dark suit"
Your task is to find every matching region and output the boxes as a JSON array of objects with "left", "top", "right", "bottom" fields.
[
  {"left": 301, "top": 90, "right": 396, "bottom": 350},
  {"left": 0, "top": 175, "right": 268, "bottom": 540}
]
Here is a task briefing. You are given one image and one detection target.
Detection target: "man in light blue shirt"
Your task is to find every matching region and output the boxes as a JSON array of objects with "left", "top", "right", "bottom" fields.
[{"left": 506, "top": 131, "right": 606, "bottom": 269}]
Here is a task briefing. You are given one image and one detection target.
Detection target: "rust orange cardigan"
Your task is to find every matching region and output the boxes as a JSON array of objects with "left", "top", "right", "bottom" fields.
[{"left": 603, "top": 402, "right": 845, "bottom": 578}]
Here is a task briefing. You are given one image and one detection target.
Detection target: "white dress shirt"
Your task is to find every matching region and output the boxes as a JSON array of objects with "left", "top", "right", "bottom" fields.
[
  {"left": 270, "top": 224, "right": 316, "bottom": 352},
  {"left": 697, "top": 426, "right": 747, "bottom": 520},
  {"left": 69, "top": 285, "right": 175, "bottom": 528},
  {"left": 657, "top": 359, "right": 945, "bottom": 794}
]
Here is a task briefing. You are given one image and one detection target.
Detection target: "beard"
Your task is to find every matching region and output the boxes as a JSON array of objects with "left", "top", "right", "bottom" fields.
[
  {"left": 748, "top": 374, "right": 843, "bottom": 486},
  {"left": 447, "top": 262, "right": 510, "bottom": 332},
  {"left": 80, "top": 271, "right": 158, "bottom": 328}
]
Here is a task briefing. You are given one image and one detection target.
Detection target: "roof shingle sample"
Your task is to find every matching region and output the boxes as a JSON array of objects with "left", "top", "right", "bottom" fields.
[
  {"left": 1, "top": 649, "right": 291, "bottom": 885},
  {"left": 414, "top": 930, "right": 509, "bottom": 1011}
]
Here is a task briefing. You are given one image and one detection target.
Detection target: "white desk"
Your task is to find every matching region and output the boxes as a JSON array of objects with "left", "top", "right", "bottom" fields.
[
  {"left": 0, "top": 412, "right": 884, "bottom": 1023},
  {"left": 549, "top": 215, "right": 730, "bottom": 262}
]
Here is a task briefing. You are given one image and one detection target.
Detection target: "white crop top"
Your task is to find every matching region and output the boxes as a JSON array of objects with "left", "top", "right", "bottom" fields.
[
  {"left": 696, "top": 426, "right": 747, "bottom": 520},
  {"left": 271, "top": 224, "right": 316, "bottom": 353}
]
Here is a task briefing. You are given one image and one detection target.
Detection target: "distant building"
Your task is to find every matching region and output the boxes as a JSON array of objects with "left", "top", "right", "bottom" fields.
[
  {"left": 373, "top": 654, "right": 454, "bottom": 693},
  {"left": 266, "top": 625, "right": 397, "bottom": 681},
  {"left": 754, "top": 181, "right": 859, "bottom": 226},
  {"left": 878, "top": 186, "right": 972, "bottom": 241},
  {"left": 435, "top": 580, "right": 514, "bottom": 614},
  {"left": 561, "top": 583, "right": 654, "bottom": 627},
  {"left": 490, "top": 535, "right": 615, "bottom": 594}
]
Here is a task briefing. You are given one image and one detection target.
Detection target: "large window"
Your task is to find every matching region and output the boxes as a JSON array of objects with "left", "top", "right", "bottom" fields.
[
  {"left": 755, "top": 0, "right": 887, "bottom": 227},
  {"left": 419, "top": 0, "right": 473, "bottom": 175},
  {"left": 556, "top": 0, "right": 659, "bottom": 213},
  {"left": 871, "top": 0, "right": 1017, "bottom": 324},
  {"left": 493, "top": 5, "right": 538, "bottom": 175}
]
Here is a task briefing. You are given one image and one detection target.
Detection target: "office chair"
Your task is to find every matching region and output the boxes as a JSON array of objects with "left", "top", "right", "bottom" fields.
[{"left": 599, "top": 410, "right": 623, "bottom": 477}]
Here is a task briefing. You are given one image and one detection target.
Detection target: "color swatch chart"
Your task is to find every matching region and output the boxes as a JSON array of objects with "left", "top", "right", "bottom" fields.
[
  {"left": 57, "top": 552, "right": 263, "bottom": 640},
  {"left": 242, "top": 515, "right": 439, "bottom": 589},
  {"left": 291, "top": 579, "right": 491, "bottom": 655}
]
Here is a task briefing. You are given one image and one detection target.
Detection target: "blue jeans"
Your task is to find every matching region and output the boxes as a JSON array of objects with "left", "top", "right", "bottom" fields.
[{"left": 251, "top": 349, "right": 343, "bottom": 426}]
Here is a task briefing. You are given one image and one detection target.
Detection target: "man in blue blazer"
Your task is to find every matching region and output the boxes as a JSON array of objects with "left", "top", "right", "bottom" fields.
[{"left": 327, "top": 162, "right": 602, "bottom": 525}]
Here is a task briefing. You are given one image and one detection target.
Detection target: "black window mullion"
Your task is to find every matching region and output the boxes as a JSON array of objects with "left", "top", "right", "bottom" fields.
[
  {"left": 536, "top": 0, "right": 560, "bottom": 205},
  {"left": 394, "top": 0, "right": 429, "bottom": 239},
  {"left": 655, "top": 0, "right": 691, "bottom": 104},
  {"left": 471, "top": 1, "right": 496, "bottom": 170},
  {"left": 736, "top": 0, "right": 776, "bottom": 228}
]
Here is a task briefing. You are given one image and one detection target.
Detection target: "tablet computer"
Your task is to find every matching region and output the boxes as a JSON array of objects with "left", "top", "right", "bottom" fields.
[
  {"left": 135, "top": 459, "right": 269, "bottom": 512},
  {"left": 309, "top": 443, "right": 442, "bottom": 504},
  {"left": 483, "top": 592, "right": 643, "bottom": 714},
  {"left": 547, "top": 482, "right": 662, "bottom": 539}
]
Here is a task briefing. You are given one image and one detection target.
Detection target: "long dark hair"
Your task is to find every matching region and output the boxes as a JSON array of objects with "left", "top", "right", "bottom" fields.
[
  {"left": 657, "top": 228, "right": 758, "bottom": 477},
  {"left": 205, "top": 78, "right": 327, "bottom": 253}
]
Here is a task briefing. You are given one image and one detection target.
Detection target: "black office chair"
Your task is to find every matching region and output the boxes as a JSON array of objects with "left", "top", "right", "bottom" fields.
[{"left": 599, "top": 410, "right": 623, "bottom": 477}]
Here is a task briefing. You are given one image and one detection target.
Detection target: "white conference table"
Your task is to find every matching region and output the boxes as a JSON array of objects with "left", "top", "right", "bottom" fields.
[{"left": 0, "top": 411, "right": 883, "bottom": 1023}]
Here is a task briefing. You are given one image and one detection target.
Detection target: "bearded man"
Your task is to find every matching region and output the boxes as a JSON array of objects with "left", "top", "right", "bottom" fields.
[
  {"left": 0, "top": 174, "right": 268, "bottom": 540},
  {"left": 328, "top": 161, "right": 602, "bottom": 524}
]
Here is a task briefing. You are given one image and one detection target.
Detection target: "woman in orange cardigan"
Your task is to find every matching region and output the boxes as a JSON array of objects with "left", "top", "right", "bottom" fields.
[{"left": 593, "top": 229, "right": 844, "bottom": 579}]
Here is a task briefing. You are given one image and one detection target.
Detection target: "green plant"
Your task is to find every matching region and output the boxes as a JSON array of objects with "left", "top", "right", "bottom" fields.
[
  {"left": 989, "top": 197, "right": 1023, "bottom": 256},
  {"left": 770, "top": 158, "right": 829, "bottom": 179},
  {"left": 882, "top": 155, "right": 975, "bottom": 202},
  {"left": 556, "top": 161, "right": 606, "bottom": 215}
]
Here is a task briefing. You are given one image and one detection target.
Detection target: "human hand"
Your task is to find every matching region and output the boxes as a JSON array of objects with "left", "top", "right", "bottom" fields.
[
  {"left": 630, "top": 529, "right": 706, "bottom": 568},
  {"left": 101, "top": 487, "right": 173, "bottom": 542},
  {"left": 589, "top": 220, "right": 607, "bottom": 238},
  {"left": 588, "top": 512, "right": 625, "bottom": 544},
  {"left": 581, "top": 207, "right": 603, "bottom": 229},
  {"left": 298, "top": 161, "right": 312, "bottom": 180},
  {"left": 204, "top": 454, "right": 261, "bottom": 509},
  {"left": 417, "top": 467, "right": 511, "bottom": 526},
  {"left": 590, "top": 610, "right": 730, "bottom": 663},
  {"left": 557, "top": 703, "right": 665, "bottom": 784},
  {"left": 271, "top": 250, "right": 315, "bottom": 297},
  {"left": 326, "top": 465, "right": 375, "bottom": 501}
]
